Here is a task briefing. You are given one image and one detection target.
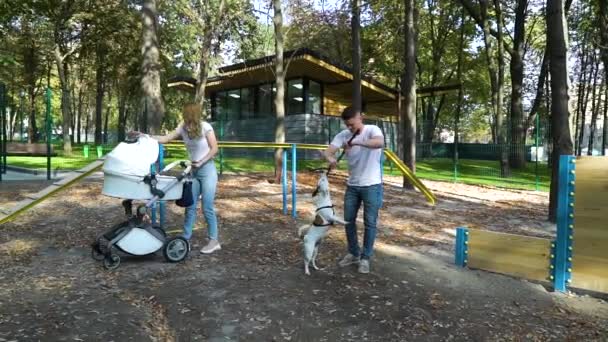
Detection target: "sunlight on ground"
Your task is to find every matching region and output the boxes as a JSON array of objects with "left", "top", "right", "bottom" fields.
[{"left": 0, "top": 239, "right": 40, "bottom": 259}]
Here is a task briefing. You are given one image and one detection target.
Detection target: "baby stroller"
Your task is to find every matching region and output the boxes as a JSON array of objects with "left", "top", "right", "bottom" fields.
[{"left": 91, "top": 135, "right": 192, "bottom": 270}]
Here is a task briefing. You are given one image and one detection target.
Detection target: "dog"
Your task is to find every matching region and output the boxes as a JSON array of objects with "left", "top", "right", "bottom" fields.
[{"left": 298, "top": 172, "right": 347, "bottom": 275}]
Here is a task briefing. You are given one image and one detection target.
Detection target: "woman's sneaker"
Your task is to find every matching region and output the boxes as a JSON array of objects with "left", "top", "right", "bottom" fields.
[
  {"left": 200, "top": 239, "right": 221, "bottom": 254},
  {"left": 358, "top": 259, "right": 370, "bottom": 274},
  {"left": 338, "top": 253, "right": 360, "bottom": 267}
]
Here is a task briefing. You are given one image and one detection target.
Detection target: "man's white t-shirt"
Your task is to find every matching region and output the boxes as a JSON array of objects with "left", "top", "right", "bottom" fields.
[
  {"left": 330, "top": 125, "right": 384, "bottom": 186},
  {"left": 176, "top": 121, "right": 214, "bottom": 162}
]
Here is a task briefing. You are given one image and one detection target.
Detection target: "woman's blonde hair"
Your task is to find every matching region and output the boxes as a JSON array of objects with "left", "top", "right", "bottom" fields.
[{"left": 182, "top": 103, "right": 203, "bottom": 139}]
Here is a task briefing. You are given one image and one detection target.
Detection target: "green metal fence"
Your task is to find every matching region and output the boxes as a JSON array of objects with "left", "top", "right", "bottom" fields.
[{"left": 0, "top": 86, "right": 554, "bottom": 191}]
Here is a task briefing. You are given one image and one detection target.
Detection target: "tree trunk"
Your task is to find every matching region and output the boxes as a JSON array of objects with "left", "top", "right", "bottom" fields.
[
  {"left": 77, "top": 82, "right": 84, "bottom": 144},
  {"left": 351, "top": 0, "right": 362, "bottom": 112},
  {"left": 599, "top": 0, "right": 608, "bottom": 155},
  {"left": 53, "top": 45, "right": 73, "bottom": 154},
  {"left": 587, "top": 57, "right": 601, "bottom": 155},
  {"left": 509, "top": 0, "right": 528, "bottom": 169},
  {"left": 85, "top": 104, "right": 90, "bottom": 144},
  {"left": 574, "top": 38, "right": 590, "bottom": 155},
  {"left": 104, "top": 87, "right": 112, "bottom": 144},
  {"left": 28, "top": 89, "right": 38, "bottom": 143},
  {"left": 195, "top": 0, "right": 226, "bottom": 111},
  {"left": 547, "top": 0, "right": 574, "bottom": 223},
  {"left": 70, "top": 86, "right": 76, "bottom": 144},
  {"left": 480, "top": 0, "right": 509, "bottom": 176},
  {"left": 577, "top": 54, "right": 594, "bottom": 156},
  {"left": 602, "top": 84, "right": 608, "bottom": 156},
  {"left": 117, "top": 88, "right": 128, "bottom": 142},
  {"left": 273, "top": 0, "right": 286, "bottom": 184},
  {"left": 402, "top": 0, "right": 417, "bottom": 190},
  {"left": 141, "top": 0, "right": 165, "bottom": 134},
  {"left": 455, "top": 10, "right": 466, "bottom": 169},
  {"left": 95, "top": 45, "right": 105, "bottom": 145}
]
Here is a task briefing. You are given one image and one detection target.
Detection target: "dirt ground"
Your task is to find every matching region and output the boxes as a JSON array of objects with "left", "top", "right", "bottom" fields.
[{"left": 1, "top": 172, "right": 608, "bottom": 341}]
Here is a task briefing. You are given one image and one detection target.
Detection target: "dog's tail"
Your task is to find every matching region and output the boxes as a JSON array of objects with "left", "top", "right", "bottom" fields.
[{"left": 297, "top": 224, "right": 311, "bottom": 239}]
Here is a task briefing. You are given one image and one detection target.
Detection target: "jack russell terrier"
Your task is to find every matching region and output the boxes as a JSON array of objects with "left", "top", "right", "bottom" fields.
[{"left": 298, "top": 172, "right": 348, "bottom": 275}]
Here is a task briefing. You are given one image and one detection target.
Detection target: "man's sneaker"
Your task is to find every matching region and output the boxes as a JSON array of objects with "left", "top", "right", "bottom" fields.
[
  {"left": 200, "top": 239, "right": 221, "bottom": 254},
  {"left": 358, "top": 259, "right": 370, "bottom": 274},
  {"left": 338, "top": 253, "right": 360, "bottom": 267}
]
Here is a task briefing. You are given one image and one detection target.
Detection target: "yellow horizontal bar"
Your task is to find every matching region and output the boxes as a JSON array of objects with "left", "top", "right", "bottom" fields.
[{"left": 166, "top": 141, "right": 436, "bottom": 205}]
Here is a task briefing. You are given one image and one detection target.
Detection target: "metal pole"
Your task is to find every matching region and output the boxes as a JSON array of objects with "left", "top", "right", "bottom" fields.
[
  {"left": 20, "top": 91, "right": 24, "bottom": 142},
  {"left": 535, "top": 114, "right": 540, "bottom": 191},
  {"left": 150, "top": 159, "right": 157, "bottom": 225},
  {"left": 0, "top": 83, "right": 4, "bottom": 179},
  {"left": 282, "top": 149, "right": 287, "bottom": 215},
  {"left": 46, "top": 87, "right": 52, "bottom": 180},
  {"left": 159, "top": 144, "right": 165, "bottom": 228},
  {"left": 219, "top": 119, "right": 224, "bottom": 175},
  {"left": 291, "top": 144, "right": 297, "bottom": 218}
]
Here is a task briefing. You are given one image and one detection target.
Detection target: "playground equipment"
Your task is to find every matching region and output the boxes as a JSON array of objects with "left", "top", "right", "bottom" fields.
[
  {"left": 0, "top": 142, "right": 436, "bottom": 226},
  {"left": 455, "top": 155, "right": 608, "bottom": 294}
]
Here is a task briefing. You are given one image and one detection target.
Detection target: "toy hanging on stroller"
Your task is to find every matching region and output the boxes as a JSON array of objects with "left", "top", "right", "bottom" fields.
[{"left": 92, "top": 135, "right": 192, "bottom": 270}]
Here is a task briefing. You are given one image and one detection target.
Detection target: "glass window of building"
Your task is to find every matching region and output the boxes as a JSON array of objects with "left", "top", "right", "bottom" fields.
[
  {"left": 257, "top": 84, "right": 274, "bottom": 117},
  {"left": 240, "top": 87, "right": 255, "bottom": 119},
  {"left": 306, "top": 80, "right": 322, "bottom": 114},
  {"left": 225, "top": 89, "right": 240, "bottom": 120},
  {"left": 287, "top": 79, "right": 304, "bottom": 114},
  {"left": 214, "top": 92, "right": 227, "bottom": 120}
]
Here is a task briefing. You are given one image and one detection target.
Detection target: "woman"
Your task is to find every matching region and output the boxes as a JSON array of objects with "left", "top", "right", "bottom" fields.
[{"left": 131, "top": 103, "right": 220, "bottom": 254}]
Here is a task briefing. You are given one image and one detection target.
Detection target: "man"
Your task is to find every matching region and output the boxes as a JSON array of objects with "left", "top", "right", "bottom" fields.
[{"left": 323, "top": 106, "right": 384, "bottom": 274}]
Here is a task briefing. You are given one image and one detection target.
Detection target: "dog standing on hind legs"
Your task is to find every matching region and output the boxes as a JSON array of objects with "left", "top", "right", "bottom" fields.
[{"left": 298, "top": 172, "right": 347, "bottom": 275}]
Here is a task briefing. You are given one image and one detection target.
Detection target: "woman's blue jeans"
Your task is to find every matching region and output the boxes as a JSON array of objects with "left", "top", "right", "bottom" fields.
[
  {"left": 343, "top": 183, "right": 383, "bottom": 260},
  {"left": 183, "top": 161, "right": 218, "bottom": 240}
]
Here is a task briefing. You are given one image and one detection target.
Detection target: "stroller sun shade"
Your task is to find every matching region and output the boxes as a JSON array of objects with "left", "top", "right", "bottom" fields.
[
  {"left": 103, "top": 136, "right": 159, "bottom": 177},
  {"left": 102, "top": 136, "right": 184, "bottom": 201}
]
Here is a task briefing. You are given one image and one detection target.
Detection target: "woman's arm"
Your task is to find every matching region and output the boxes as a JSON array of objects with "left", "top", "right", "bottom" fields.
[
  {"left": 127, "top": 129, "right": 181, "bottom": 144},
  {"left": 192, "top": 130, "right": 219, "bottom": 167},
  {"left": 152, "top": 129, "right": 181, "bottom": 144}
]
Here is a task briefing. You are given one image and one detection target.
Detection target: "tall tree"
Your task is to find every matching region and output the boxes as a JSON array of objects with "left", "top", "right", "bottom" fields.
[
  {"left": 94, "top": 41, "right": 106, "bottom": 144},
  {"left": 401, "top": 0, "right": 417, "bottom": 189},
  {"left": 509, "top": 0, "right": 528, "bottom": 168},
  {"left": 273, "top": 0, "right": 286, "bottom": 184},
  {"left": 351, "top": 0, "right": 362, "bottom": 112},
  {"left": 547, "top": 0, "right": 574, "bottom": 222},
  {"left": 598, "top": 0, "right": 608, "bottom": 155},
  {"left": 141, "top": 0, "right": 164, "bottom": 134},
  {"left": 587, "top": 53, "right": 601, "bottom": 155},
  {"left": 479, "top": 0, "right": 508, "bottom": 176}
]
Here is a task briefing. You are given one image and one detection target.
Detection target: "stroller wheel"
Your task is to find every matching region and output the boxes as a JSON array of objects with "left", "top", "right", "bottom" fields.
[
  {"left": 152, "top": 225, "right": 167, "bottom": 239},
  {"left": 103, "top": 254, "right": 121, "bottom": 270},
  {"left": 91, "top": 242, "right": 105, "bottom": 261},
  {"left": 164, "top": 237, "right": 189, "bottom": 263}
]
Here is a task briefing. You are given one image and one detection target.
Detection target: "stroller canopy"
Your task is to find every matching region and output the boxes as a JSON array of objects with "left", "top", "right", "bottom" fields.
[{"left": 103, "top": 136, "right": 159, "bottom": 176}]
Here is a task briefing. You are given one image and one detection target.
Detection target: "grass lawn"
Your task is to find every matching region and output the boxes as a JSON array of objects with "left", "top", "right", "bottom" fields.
[{"left": 7, "top": 145, "right": 550, "bottom": 191}]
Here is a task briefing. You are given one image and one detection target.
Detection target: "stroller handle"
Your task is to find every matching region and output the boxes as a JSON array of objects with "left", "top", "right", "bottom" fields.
[{"left": 161, "top": 160, "right": 191, "bottom": 174}]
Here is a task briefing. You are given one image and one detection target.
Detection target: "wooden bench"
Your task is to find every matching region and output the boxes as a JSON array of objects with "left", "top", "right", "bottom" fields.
[{"left": 5, "top": 142, "right": 56, "bottom": 156}]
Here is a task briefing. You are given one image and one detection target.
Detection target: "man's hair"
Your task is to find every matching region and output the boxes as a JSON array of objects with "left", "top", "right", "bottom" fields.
[{"left": 341, "top": 106, "right": 361, "bottom": 121}]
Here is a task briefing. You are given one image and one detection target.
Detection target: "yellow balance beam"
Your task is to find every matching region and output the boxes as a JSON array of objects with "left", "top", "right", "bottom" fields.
[{"left": 0, "top": 160, "right": 104, "bottom": 225}]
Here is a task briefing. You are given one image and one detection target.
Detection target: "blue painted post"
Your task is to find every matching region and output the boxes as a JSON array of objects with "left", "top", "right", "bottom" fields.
[
  {"left": 455, "top": 227, "right": 469, "bottom": 267},
  {"left": 158, "top": 144, "right": 166, "bottom": 229},
  {"left": 291, "top": 144, "right": 297, "bottom": 218},
  {"left": 381, "top": 151, "right": 385, "bottom": 181},
  {"left": 553, "top": 155, "right": 576, "bottom": 292},
  {"left": 282, "top": 150, "right": 288, "bottom": 215},
  {"left": 150, "top": 159, "right": 157, "bottom": 225}
]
